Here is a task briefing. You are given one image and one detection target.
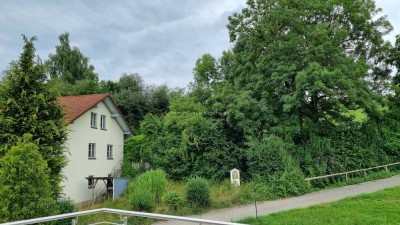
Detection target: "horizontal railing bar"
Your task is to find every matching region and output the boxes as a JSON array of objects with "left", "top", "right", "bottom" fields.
[
  {"left": 1, "top": 208, "right": 245, "bottom": 225},
  {"left": 103, "top": 208, "right": 244, "bottom": 225},
  {"left": 2, "top": 208, "right": 104, "bottom": 225},
  {"left": 305, "top": 162, "right": 400, "bottom": 181},
  {"left": 89, "top": 222, "right": 122, "bottom": 225}
]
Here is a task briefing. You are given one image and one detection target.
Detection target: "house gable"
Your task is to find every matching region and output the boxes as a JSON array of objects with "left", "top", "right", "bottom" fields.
[{"left": 58, "top": 94, "right": 132, "bottom": 137}]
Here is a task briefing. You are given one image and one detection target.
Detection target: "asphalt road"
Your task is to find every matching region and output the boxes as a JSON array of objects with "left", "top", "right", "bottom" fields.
[{"left": 153, "top": 175, "right": 400, "bottom": 224}]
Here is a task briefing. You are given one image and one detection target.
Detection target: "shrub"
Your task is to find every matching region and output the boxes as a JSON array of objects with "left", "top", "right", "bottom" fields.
[
  {"left": 186, "top": 177, "right": 210, "bottom": 208},
  {"left": 238, "top": 177, "right": 276, "bottom": 204},
  {"left": 128, "top": 169, "right": 167, "bottom": 212},
  {"left": 136, "top": 169, "right": 167, "bottom": 202},
  {"left": 162, "top": 191, "right": 183, "bottom": 210},
  {"left": 121, "top": 135, "right": 150, "bottom": 178},
  {"left": 55, "top": 197, "right": 77, "bottom": 225},
  {"left": 0, "top": 137, "right": 57, "bottom": 222},
  {"left": 129, "top": 188, "right": 155, "bottom": 212},
  {"left": 273, "top": 157, "right": 309, "bottom": 197},
  {"left": 246, "top": 136, "right": 292, "bottom": 181}
]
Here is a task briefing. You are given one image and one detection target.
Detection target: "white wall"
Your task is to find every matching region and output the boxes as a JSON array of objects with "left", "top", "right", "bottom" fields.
[{"left": 61, "top": 101, "right": 125, "bottom": 203}]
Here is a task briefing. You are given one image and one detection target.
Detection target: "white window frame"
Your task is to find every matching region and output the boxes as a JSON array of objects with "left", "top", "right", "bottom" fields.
[
  {"left": 91, "top": 112, "right": 97, "bottom": 128},
  {"left": 100, "top": 115, "right": 106, "bottom": 130},
  {"left": 107, "top": 144, "right": 113, "bottom": 159},
  {"left": 88, "top": 143, "right": 96, "bottom": 159}
]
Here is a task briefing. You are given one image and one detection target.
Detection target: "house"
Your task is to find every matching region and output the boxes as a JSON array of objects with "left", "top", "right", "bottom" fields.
[{"left": 58, "top": 94, "right": 132, "bottom": 203}]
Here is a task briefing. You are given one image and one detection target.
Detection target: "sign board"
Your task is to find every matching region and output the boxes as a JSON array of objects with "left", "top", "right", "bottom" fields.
[{"left": 230, "top": 168, "right": 240, "bottom": 186}]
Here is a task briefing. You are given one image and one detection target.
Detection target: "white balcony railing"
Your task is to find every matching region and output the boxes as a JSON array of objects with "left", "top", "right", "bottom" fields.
[{"left": 1, "top": 208, "right": 246, "bottom": 225}]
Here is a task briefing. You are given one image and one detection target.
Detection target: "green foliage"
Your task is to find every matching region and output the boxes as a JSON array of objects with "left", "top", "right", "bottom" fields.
[
  {"left": 112, "top": 73, "right": 171, "bottom": 129},
  {"left": 186, "top": 178, "right": 211, "bottom": 208},
  {"left": 132, "top": 96, "right": 240, "bottom": 181},
  {"left": 121, "top": 134, "right": 151, "bottom": 178},
  {"left": 245, "top": 136, "right": 291, "bottom": 180},
  {"left": 128, "top": 169, "right": 167, "bottom": 212},
  {"left": 46, "top": 32, "right": 98, "bottom": 84},
  {"left": 193, "top": 54, "right": 220, "bottom": 87},
  {"left": 137, "top": 169, "right": 168, "bottom": 202},
  {"left": 128, "top": 169, "right": 167, "bottom": 210},
  {"left": 55, "top": 197, "right": 77, "bottom": 225},
  {"left": 162, "top": 191, "right": 183, "bottom": 211},
  {"left": 125, "top": 135, "right": 150, "bottom": 162},
  {"left": 129, "top": 187, "right": 155, "bottom": 212},
  {"left": 239, "top": 179, "right": 276, "bottom": 202},
  {"left": 273, "top": 158, "right": 309, "bottom": 197},
  {"left": 0, "top": 36, "right": 67, "bottom": 196},
  {"left": 0, "top": 136, "right": 57, "bottom": 222}
]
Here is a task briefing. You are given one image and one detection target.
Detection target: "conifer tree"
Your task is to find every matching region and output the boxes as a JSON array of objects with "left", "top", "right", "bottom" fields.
[{"left": 0, "top": 36, "right": 67, "bottom": 196}]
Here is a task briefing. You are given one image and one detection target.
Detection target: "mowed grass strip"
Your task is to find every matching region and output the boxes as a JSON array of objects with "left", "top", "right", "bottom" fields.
[{"left": 240, "top": 186, "right": 400, "bottom": 225}]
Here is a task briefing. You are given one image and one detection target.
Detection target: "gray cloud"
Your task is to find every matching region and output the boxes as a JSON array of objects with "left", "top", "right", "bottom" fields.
[{"left": 0, "top": 0, "right": 399, "bottom": 87}]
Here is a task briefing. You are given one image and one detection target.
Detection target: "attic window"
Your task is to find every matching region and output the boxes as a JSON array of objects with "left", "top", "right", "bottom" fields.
[
  {"left": 91, "top": 112, "right": 97, "bottom": 128},
  {"left": 100, "top": 115, "right": 106, "bottom": 130}
]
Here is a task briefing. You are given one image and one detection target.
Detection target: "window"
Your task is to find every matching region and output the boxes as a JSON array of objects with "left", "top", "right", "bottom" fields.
[
  {"left": 88, "top": 143, "right": 96, "bottom": 159},
  {"left": 107, "top": 144, "right": 113, "bottom": 159},
  {"left": 91, "top": 112, "right": 97, "bottom": 128},
  {"left": 100, "top": 115, "right": 106, "bottom": 130}
]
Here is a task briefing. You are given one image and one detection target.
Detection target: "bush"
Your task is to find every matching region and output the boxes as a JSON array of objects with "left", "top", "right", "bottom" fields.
[
  {"left": 0, "top": 137, "right": 57, "bottom": 222},
  {"left": 186, "top": 177, "right": 210, "bottom": 208},
  {"left": 273, "top": 158, "right": 309, "bottom": 197},
  {"left": 136, "top": 169, "right": 167, "bottom": 202},
  {"left": 128, "top": 169, "right": 167, "bottom": 212},
  {"left": 238, "top": 176, "right": 276, "bottom": 204},
  {"left": 162, "top": 191, "right": 183, "bottom": 210},
  {"left": 246, "top": 136, "right": 292, "bottom": 181},
  {"left": 55, "top": 197, "right": 77, "bottom": 225},
  {"left": 129, "top": 188, "right": 155, "bottom": 212},
  {"left": 121, "top": 135, "right": 150, "bottom": 178}
]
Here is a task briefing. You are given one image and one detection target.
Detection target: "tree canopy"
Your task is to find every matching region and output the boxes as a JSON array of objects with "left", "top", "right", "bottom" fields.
[{"left": 46, "top": 32, "right": 98, "bottom": 84}]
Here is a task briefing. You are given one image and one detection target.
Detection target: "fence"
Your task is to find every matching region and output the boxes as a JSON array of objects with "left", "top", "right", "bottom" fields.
[
  {"left": 1, "top": 208, "right": 245, "bottom": 225},
  {"left": 305, "top": 162, "right": 400, "bottom": 186}
]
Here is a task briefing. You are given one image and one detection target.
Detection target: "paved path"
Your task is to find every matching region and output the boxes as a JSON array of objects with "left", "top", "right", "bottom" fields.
[{"left": 154, "top": 175, "right": 400, "bottom": 224}]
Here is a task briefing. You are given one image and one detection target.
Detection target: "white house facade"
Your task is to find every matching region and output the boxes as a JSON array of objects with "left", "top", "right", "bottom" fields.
[{"left": 58, "top": 94, "right": 132, "bottom": 203}]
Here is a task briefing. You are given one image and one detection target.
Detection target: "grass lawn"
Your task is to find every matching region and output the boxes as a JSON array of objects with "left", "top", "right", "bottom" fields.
[{"left": 239, "top": 186, "right": 400, "bottom": 225}]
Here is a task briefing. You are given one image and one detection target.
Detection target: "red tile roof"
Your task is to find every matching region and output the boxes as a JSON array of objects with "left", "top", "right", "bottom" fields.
[{"left": 58, "top": 94, "right": 109, "bottom": 124}]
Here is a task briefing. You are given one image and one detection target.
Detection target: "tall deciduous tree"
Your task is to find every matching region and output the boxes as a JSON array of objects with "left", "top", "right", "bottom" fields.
[
  {"left": 221, "top": 0, "right": 393, "bottom": 138},
  {"left": 391, "top": 35, "right": 400, "bottom": 97},
  {"left": 0, "top": 36, "right": 67, "bottom": 196},
  {"left": 46, "top": 32, "right": 99, "bottom": 95},
  {"left": 0, "top": 135, "right": 57, "bottom": 222},
  {"left": 46, "top": 32, "right": 98, "bottom": 83}
]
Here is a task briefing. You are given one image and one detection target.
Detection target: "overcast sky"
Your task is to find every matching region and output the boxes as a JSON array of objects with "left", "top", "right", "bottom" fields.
[{"left": 1, "top": 0, "right": 399, "bottom": 88}]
